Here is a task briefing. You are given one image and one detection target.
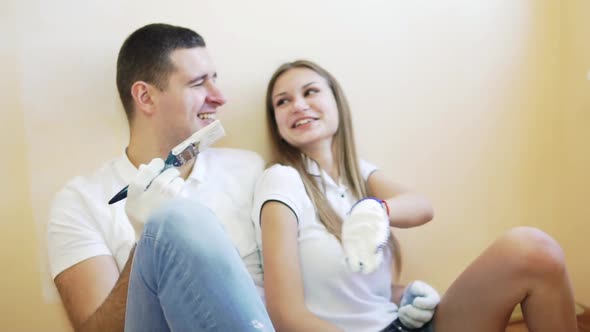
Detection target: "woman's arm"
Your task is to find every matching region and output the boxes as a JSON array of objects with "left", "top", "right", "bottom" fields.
[
  {"left": 367, "top": 170, "right": 434, "bottom": 228},
  {"left": 260, "top": 201, "right": 342, "bottom": 332},
  {"left": 391, "top": 283, "right": 406, "bottom": 306}
]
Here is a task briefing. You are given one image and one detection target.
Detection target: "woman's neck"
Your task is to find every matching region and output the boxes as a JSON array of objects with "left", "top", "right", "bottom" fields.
[{"left": 302, "top": 141, "right": 339, "bottom": 183}]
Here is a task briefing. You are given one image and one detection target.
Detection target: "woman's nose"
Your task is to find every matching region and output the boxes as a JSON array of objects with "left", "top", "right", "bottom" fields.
[{"left": 292, "top": 97, "right": 309, "bottom": 112}]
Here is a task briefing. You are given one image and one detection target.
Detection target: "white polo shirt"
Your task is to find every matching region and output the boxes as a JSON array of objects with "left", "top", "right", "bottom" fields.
[
  {"left": 252, "top": 157, "right": 398, "bottom": 332},
  {"left": 47, "top": 147, "right": 265, "bottom": 293}
]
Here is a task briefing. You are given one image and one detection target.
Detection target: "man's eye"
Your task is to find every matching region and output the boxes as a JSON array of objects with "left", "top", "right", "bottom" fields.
[{"left": 192, "top": 81, "right": 205, "bottom": 87}]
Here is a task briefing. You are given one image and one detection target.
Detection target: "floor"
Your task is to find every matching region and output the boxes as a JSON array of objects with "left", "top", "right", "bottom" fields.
[{"left": 506, "top": 304, "right": 590, "bottom": 332}]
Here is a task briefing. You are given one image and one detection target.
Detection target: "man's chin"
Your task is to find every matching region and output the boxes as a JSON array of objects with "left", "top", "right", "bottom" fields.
[{"left": 196, "top": 117, "right": 216, "bottom": 129}]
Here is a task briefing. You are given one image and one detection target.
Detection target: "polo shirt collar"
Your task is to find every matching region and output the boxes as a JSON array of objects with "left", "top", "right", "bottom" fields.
[
  {"left": 303, "top": 154, "right": 322, "bottom": 177},
  {"left": 188, "top": 150, "right": 207, "bottom": 183},
  {"left": 114, "top": 152, "right": 138, "bottom": 184},
  {"left": 302, "top": 154, "right": 343, "bottom": 188},
  {"left": 115, "top": 149, "right": 205, "bottom": 184}
]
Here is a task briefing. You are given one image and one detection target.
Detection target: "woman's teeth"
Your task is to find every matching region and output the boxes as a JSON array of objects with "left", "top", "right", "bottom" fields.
[
  {"left": 294, "top": 119, "right": 313, "bottom": 128},
  {"left": 198, "top": 113, "right": 216, "bottom": 120}
]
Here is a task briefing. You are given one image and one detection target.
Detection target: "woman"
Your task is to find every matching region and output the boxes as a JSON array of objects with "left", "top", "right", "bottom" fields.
[{"left": 253, "top": 60, "right": 577, "bottom": 332}]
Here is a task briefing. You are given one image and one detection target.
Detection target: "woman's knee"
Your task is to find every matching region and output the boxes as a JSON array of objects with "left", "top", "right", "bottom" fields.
[{"left": 501, "top": 227, "right": 567, "bottom": 280}]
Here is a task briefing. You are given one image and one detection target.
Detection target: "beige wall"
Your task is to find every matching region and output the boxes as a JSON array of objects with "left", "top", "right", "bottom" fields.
[
  {"left": 560, "top": 0, "right": 590, "bottom": 308},
  {"left": 0, "top": 3, "right": 71, "bottom": 330},
  {"left": 0, "top": 1, "right": 587, "bottom": 331}
]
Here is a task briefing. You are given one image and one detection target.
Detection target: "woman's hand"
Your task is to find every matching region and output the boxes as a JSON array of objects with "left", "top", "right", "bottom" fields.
[
  {"left": 398, "top": 281, "right": 440, "bottom": 328},
  {"left": 342, "top": 197, "right": 390, "bottom": 274}
]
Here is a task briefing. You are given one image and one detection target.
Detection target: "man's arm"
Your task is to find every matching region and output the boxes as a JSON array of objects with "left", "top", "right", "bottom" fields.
[{"left": 55, "top": 249, "right": 133, "bottom": 332}]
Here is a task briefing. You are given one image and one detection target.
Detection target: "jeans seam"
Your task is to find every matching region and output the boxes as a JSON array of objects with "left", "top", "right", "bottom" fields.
[
  {"left": 146, "top": 229, "right": 218, "bottom": 330},
  {"left": 136, "top": 235, "right": 163, "bottom": 295}
]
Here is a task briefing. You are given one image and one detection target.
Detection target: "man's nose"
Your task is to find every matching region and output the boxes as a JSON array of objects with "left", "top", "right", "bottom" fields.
[{"left": 206, "top": 82, "right": 226, "bottom": 106}]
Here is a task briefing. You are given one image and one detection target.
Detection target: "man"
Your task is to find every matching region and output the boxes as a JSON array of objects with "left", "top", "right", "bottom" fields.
[{"left": 47, "top": 23, "right": 273, "bottom": 331}]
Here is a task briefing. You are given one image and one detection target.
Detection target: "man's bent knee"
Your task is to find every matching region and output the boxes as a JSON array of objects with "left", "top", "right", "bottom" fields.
[
  {"left": 142, "top": 198, "right": 233, "bottom": 261},
  {"left": 144, "top": 199, "right": 220, "bottom": 240}
]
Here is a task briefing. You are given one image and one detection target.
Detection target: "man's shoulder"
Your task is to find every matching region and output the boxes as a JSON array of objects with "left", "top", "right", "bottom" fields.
[
  {"left": 53, "top": 157, "right": 124, "bottom": 205},
  {"left": 205, "top": 147, "right": 263, "bottom": 162},
  {"left": 203, "top": 148, "right": 264, "bottom": 170}
]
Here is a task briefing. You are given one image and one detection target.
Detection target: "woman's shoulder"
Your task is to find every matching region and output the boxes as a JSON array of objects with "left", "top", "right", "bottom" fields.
[
  {"left": 260, "top": 163, "right": 304, "bottom": 187},
  {"left": 358, "top": 159, "right": 379, "bottom": 180},
  {"left": 262, "top": 163, "right": 302, "bottom": 178},
  {"left": 253, "top": 163, "right": 310, "bottom": 223}
]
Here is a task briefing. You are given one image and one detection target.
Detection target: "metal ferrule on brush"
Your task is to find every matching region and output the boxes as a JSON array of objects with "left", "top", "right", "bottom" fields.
[{"left": 166, "top": 142, "right": 200, "bottom": 167}]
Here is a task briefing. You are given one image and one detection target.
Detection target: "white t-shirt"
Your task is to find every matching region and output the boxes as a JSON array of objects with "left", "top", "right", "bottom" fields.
[
  {"left": 252, "top": 157, "right": 398, "bottom": 332},
  {"left": 47, "top": 148, "right": 265, "bottom": 294}
]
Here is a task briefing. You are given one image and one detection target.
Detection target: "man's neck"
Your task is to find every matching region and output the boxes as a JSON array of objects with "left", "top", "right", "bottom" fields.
[
  {"left": 177, "top": 160, "right": 195, "bottom": 180},
  {"left": 126, "top": 131, "right": 195, "bottom": 180},
  {"left": 126, "top": 134, "right": 168, "bottom": 165},
  {"left": 126, "top": 145, "right": 195, "bottom": 180}
]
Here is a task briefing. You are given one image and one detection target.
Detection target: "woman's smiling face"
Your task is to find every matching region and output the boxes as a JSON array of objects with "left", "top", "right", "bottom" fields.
[{"left": 271, "top": 67, "right": 339, "bottom": 151}]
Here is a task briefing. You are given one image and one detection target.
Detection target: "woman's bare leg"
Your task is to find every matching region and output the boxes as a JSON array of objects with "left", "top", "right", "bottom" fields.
[{"left": 432, "top": 227, "right": 576, "bottom": 332}]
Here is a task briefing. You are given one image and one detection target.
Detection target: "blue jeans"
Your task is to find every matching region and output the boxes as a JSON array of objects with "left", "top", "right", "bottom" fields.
[
  {"left": 382, "top": 319, "right": 435, "bottom": 332},
  {"left": 125, "top": 199, "right": 274, "bottom": 332}
]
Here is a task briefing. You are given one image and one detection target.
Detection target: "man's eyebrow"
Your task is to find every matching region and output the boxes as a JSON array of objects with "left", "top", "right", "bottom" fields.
[
  {"left": 273, "top": 81, "right": 317, "bottom": 99},
  {"left": 187, "top": 74, "right": 207, "bottom": 85}
]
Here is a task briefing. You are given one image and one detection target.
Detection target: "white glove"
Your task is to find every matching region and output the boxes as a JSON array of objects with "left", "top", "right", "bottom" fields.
[
  {"left": 125, "top": 158, "right": 185, "bottom": 240},
  {"left": 398, "top": 280, "right": 440, "bottom": 329},
  {"left": 342, "top": 197, "right": 390, "bottom": 274}
]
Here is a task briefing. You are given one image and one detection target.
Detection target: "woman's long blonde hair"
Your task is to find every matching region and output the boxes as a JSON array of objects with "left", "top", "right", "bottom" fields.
[{"left": 265, "top": 60, "right": 401, "bottom": 278}]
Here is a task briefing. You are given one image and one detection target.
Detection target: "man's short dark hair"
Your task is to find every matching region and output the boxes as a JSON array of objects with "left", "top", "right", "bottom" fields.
[{"left": 116, "top": 23, "right": 206, "bottom": 120}]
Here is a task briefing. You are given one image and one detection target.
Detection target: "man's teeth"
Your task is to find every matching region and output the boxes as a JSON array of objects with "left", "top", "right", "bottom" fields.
[
  {"left": 198, "top": 113, "right": 216, "bottom": 120},
  {"left": 295, "top": 119, "right": 313, "bottom": 127}
]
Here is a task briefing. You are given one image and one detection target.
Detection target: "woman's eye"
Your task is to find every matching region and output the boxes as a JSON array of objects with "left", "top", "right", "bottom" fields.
[
  {"left": 305, "top": 88, "right": 319, "bottom": 96},
  {"left": 275, "top": 99, "right": 288, "bottom": 107}
]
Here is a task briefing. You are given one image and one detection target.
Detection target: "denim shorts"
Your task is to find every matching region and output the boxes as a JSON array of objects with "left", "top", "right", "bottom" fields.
[{"left": 381, "top": 319, "right": 435, "bottom": 332}]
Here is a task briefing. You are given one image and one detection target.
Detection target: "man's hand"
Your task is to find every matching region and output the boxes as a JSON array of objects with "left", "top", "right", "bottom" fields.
[
  {"left": 342, "top": 197, "right": 390, "bottom": 274},
  {"left": 398, "top": 280, "right": 440, "bottom": 329},
  {"left": 125, "top": 158, "right": 185, "bottom": 239}
]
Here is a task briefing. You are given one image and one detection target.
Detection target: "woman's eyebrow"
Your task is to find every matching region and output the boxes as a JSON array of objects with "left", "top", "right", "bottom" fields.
[{"left": 273, "top": 82, "right": 317, "bottom": 99}]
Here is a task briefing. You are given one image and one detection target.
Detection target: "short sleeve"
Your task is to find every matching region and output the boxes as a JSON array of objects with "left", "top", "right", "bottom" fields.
[
  {"left": 47, "top": 180, "right": 111, "bottom": 279},
  {"left": 252, "top": 164, "right": 307, "bottom": 228},
  {"left": 359, "top": 159, "right": 379, "bottom": 181}
]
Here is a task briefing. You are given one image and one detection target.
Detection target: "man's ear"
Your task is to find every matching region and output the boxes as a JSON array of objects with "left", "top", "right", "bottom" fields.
[{"left": 131, "top": 81, "right": 157, "bottom": 116}]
